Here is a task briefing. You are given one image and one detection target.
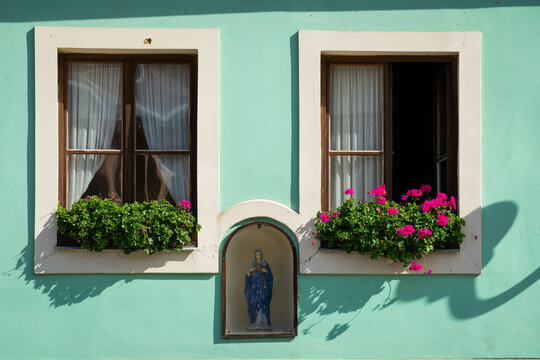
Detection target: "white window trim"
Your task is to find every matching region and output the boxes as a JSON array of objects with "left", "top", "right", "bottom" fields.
[
  {"left": 34, "top": 26, "right": 220, "bottom": 273},
  {"left": 297, "top": 30, "right": 482, "bottom": 274}
]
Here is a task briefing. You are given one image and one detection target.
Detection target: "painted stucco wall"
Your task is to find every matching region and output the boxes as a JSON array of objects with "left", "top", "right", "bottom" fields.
[{"left": 1, "top": 1, "right": 539, "bottom": 358}]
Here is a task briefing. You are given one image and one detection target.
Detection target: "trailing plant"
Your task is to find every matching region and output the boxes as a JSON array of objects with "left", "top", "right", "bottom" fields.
[
  {"left": 314, "top": 185, "right": 465, "bottom": 270},
  {"left": 56, "top": 195, "right": 200, "bottom": 254}
]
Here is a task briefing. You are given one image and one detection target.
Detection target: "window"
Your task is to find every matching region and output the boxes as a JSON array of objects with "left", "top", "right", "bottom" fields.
[
  {"left": 298, "top": 31, "right": 481, "bottom": 274},
  {"left": 34, "top": 27, "right": 220, "bottom": 273},
  {"left": 321, "top": 56, "right": 457, "bottom": 209},
  {"left": 57, "top": 55, "right": 197, "bottom": 245}
]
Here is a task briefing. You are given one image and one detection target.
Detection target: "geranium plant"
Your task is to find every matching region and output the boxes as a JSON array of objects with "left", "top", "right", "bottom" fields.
[
  {"left": 314, "top": 185, "right": 465, "bottom": 271},
  {"left": 56, "top": 194, "right": 201, "bottom": 254}
]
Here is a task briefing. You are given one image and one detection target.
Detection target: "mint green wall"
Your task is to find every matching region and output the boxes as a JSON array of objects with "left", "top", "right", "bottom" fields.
[{"left": 1, "top": 1, "right": 540, "bottom": 358}]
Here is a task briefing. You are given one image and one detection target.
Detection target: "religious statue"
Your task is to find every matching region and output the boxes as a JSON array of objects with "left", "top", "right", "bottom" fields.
[{"left": 244, "top": 248, "right": 273, "bottom": 330}]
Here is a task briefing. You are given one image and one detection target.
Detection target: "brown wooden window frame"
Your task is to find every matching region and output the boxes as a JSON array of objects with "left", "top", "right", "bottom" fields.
[
  {"left": 321, "top": 55, "right": 458, "bottom": 211},
  {"left": 58, "top": 53, "right": 198, "bottom": 213}
]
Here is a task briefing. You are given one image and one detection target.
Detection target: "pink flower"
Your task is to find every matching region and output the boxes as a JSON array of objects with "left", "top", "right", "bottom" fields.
[
  {"left": 426, "top": 268, "right": 432, "bottom": 274},
  {"left": 447, "top": 196, "right": 457, "bottom": 211},
  {"left": 402, "top": 188, "right": 422, "bottom": 200},
  {"left": 409, "top": 261, "right": 423, "bottom": 272},
  {"left": 436, "top": 192, "right": 447, "bottom": 201},
  {"left": 417, "top": 228, "right": 432, "bottom": 240},
  {"left": 387, "top": 207, "right": 399, "bottom": 215},
  {"left": 436, "top": 213, "right": 449, "bottom": 226},
  {"left": 397, "top": 225, "right": 415, "bottom": 236},
  {"left": 368, "top": 184, "right": 387, "bottom": 197},
  {"left": 312, "top": 239, "right": 317, "bottom": 246},
  {"left": 344, "top": 188, "right": 354, "bottom": 195},
  {"left": 403, "top": 225, "right": 415, "bottom": 236},
  {"left": 333, "top": 212, "right": 338, "bottom": 218},
  {"left": 180, "top": 200, "right": 191, "bottom": 210},
  {"left": 420, "top": 198, "right": 444, "bottom": 212},
  {"left": 420, "top": 184, "right": 432, "bottom": 193},
  {"left": 376, "top": 197, "right": 386, "bottom": 205},
  {"left": 320, "top": 213, "right": 331, "bottom": 223}
]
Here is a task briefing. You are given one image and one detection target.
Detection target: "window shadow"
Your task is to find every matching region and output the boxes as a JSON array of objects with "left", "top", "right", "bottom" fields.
[{"left": 289, "top": 33, "right": 299, "bottom": 212}]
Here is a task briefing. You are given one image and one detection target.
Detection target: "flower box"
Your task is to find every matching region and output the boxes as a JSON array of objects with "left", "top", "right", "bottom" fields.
[
  {"left": 314, "top": 185, "right": 465, "bottom": 272},
  {"left": 56, "top": 195, "right": 201, "bottom": 254}
]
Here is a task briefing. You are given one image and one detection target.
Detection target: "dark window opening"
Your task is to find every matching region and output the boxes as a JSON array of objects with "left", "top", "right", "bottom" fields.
[{"left": 391, "top": 62, "right": 456, "bottom": 201}]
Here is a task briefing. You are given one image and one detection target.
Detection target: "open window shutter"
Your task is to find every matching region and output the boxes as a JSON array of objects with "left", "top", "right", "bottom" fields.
[{"left": 434, "top": 61, "right": 458, "bottom": 197}]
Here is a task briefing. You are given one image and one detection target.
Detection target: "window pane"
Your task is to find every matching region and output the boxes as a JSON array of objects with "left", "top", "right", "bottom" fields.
[
  {"left": 330, "top": 155, "right": 382, "bottom": 208},
  {"left": 136, "top": 154, "right": 190, "bottom": 203},
  {"left": 329, "top": 65, "right": 383, "bottom": 151},
  {"left": 135, "top": 64, "right": 190, "bottom": 150},
  {"left": 67, "top": 154, "right": 121, "bottom": 208},
  {"left": 67, "top": 63, "right": 122, "bottom": 150}
]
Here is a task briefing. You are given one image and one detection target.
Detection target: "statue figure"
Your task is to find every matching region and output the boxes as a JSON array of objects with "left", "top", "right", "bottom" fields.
[{"left": 244, "top": 248, "right": 273, "bottom": 330}]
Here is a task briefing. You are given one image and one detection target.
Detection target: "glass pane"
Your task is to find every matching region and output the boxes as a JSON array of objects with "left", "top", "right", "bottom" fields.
[
  {"left": 329, "top": 65, "right": 383, "bottom": 151},
  {"left": 67, "top": 154, "right": 121, "bottom": 208},
  {"left": 330, "top": 155, "right": 382, "bottom": 209},
  {"left": 67, "top": 63, "right": 122, "bottom": 150},
  {"left": 136, "top": 154, "right": 190, "bottom": 203},
  {"left": 135, "top": 64, "right": 190, "bottom": 150}
]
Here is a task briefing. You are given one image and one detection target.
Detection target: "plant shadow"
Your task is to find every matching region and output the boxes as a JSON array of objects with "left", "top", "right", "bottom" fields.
[
  {"left": 7, "top": 242, "right": 135, "bottom": 308},
  {"left": 395, "top": 201, "right": 540, "bottom": 319},
  {"left": 298, "top": 275, "right": 391, "bottom": 341}
]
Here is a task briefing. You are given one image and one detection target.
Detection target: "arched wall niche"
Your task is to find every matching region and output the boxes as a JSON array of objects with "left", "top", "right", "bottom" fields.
[{"left": 222, "top": 220, "right": 297, "bottom": 338}]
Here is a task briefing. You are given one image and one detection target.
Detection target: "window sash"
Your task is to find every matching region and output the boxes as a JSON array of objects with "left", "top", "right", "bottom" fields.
[
  {"left": 322, "top": 60, "right": 388, "bottom": 209},
  {"left": 58, "top": 54, "right": 197, "bottom": 209}
]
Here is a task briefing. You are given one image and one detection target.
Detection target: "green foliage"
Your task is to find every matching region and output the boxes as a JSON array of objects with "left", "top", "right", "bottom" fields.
[
  {"left": 315, "top": 194, "right": 465, "bottom": 267},
  {"left": 57, "top": 196, "right": 201, "bottom": 254}
]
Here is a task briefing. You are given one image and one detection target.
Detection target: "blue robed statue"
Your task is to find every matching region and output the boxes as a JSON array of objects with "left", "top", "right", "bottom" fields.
[{"left": 244, "top": 248, "right": 273, "bottom": 330}]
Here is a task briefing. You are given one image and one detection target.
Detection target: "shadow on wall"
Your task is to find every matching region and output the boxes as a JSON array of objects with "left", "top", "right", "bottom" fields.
[
  {"left": 2, "top": 0, "right": 538, "bottom": 22},
  {"left": 298, "top": 275, "right": 392, "bottom": 341},
  {"left": 8, "top": 243, "right": 136, "bottom": 307},
  {"left": 296, "top": 201, "right": 539, "bottom": 340},
  {"left": 289, "top": 32, "right": 300, "bottom": 212}
]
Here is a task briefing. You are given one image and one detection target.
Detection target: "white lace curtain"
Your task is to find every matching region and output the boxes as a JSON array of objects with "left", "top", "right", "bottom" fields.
[
  {"left": 67, "top": 63, "right": 122, "bottom": 208},
  {"left": 329, "top": 65, "right": 383, "bottom": 208},
  {"left": 135, "top": 63, "right": 190, "bottom": 203}
]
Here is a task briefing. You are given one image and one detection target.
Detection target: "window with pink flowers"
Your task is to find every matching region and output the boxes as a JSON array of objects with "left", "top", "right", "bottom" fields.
[{"left": 321, "top": 55, "right": 458, "bottom": 211}]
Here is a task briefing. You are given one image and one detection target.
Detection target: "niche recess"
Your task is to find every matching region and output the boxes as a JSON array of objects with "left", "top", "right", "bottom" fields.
[{"left": 222, "top": 221, "right": 297, "bottom": 338}]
